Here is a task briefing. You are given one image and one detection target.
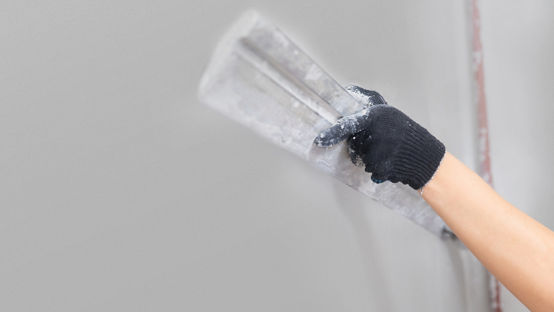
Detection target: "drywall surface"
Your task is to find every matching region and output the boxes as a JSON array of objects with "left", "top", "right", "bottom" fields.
[
  {"left": 3, "top": 0, "right": 546, "bottom": 311},
  {"left": 480, "top": 0, "right": 554, "bottom": 310}
]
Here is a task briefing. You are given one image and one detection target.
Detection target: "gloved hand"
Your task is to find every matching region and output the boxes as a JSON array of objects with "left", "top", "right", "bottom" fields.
[{"left": 314, "top": 85, "right": 445, "bottom": 190}]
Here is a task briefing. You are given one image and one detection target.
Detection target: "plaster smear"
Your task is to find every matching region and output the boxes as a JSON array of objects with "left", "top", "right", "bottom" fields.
[{"left": 198, "top": 10, "right": 451, "bottom": 238}]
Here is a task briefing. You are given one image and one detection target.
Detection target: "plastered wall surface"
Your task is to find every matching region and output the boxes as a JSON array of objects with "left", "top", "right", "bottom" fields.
[
  {"left": 480, "top": 0, "right": 554, "bottom": 310},
  {"left": 1, "top": 0, "right": 551, "bottom": 311}
]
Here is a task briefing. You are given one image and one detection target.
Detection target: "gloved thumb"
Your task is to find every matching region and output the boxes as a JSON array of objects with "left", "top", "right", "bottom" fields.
[
  {"left": 313, "top": 86, "right": 386, "bottom": 147},
  {"left": 313, "top": 108, "right": 373, "bottom": 147}
]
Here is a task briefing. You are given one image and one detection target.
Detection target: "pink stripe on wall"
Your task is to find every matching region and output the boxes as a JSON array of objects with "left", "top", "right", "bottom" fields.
[{"left": 470, "top": 0, "right": 502, "bottom": 311}]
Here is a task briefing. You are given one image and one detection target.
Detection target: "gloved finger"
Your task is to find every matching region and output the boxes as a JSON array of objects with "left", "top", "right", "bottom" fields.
[
  {"left": 348, "top": 132, "right": 371, "bottom": 166},
  {"left": 348, "top": 142, "right": 363, "bottom": 166},
  {"left": 313, "top": 108, "right": 372, "bottom": 147},
  {"left": 314, "top": 86, "right": 386, "bottom": 147},
  {"left": 345, "top": 85, "right": 387, "bottom": 106}
]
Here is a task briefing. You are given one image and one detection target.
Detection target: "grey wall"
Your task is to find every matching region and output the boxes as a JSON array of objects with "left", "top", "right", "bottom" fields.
[
  {"left": 481, "top": 0, "right": 554, "bottom": 310},
  {"left": 1, "top": 0, "right": 551, "bottom": 311}
]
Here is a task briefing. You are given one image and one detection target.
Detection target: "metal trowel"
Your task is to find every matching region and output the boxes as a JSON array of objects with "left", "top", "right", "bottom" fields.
[{"left": 198, "top": 10, "right": 452, "bottom": 238}]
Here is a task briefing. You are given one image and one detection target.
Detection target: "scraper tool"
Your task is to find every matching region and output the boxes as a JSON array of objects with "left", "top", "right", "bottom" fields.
[{"left": 198, "top": 10, "right": 453, "bottom": 238}]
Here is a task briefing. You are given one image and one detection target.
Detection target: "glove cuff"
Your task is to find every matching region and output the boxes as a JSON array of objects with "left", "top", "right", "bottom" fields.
[{"left": 394, "top": 124, "right": 446, "bottom": 190}]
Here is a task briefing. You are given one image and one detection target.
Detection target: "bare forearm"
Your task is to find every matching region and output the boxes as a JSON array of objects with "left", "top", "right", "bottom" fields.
[
  {"left": 423, "top": 152, "right": 554, "bottom": 311},
  {"left": 315, "top": 88, "right": 554, "bottom": 310}
]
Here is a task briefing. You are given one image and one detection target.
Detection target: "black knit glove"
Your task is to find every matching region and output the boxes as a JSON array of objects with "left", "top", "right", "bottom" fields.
[{"left": 314, "top": 86, "right": 445, "bottom": 190}]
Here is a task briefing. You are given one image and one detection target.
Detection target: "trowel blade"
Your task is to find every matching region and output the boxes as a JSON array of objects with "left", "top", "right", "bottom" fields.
[{"left": 198, "top": 10, "right": 451, "bottom": 238}]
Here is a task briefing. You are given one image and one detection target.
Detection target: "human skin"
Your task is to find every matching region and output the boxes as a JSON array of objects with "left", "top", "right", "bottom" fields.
[{"left": 422, "top": 152, "right": 554, "bottom": 312}]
